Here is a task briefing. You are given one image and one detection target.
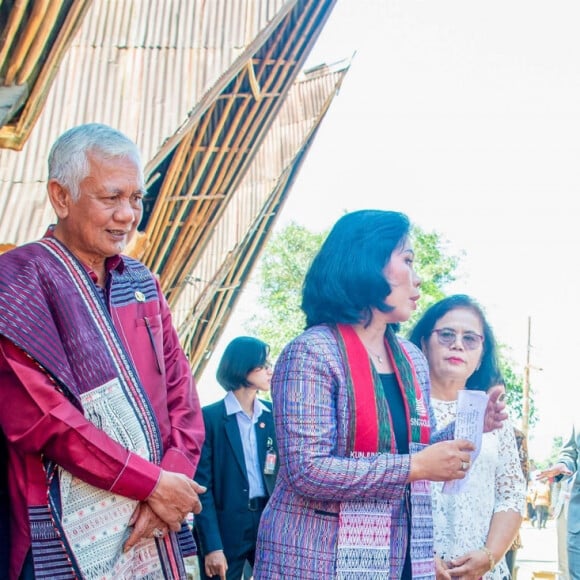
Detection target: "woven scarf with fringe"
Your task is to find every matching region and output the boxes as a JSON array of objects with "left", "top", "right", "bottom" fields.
[
  {"left": 334, "top": 323, "right": 431, "bottom": 579},
  {"left": 0, "top": 238, "right": 192, "bottom": 579}
]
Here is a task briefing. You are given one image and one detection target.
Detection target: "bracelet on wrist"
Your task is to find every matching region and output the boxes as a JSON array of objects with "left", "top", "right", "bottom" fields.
[{"left": 481, "top": 546, "right": 495, "bottom": 572}]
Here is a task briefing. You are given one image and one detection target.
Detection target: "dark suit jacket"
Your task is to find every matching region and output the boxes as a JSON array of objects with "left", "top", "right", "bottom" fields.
[
  {"left": 556, "top": 423, "right": 580, "bottom": 533},
  {"left": 194, "top": 397, "right": 278, "bottom": 557}
]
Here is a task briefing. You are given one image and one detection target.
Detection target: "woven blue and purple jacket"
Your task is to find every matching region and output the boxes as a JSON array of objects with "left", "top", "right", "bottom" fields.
[{"left": 254, "top": 324, "right": 452, "bottom": 579}]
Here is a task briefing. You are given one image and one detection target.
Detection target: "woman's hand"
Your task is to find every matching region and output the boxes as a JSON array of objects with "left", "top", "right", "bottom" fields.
[
  {"left": 409, "top": 439, "right": 475, "bottom": 482},
  {"left": 435, "top": 555, "right": 452, "bottom": 580},
  {"left": 483, "top": 385, "right": 509, "bottom": 433},
  {"left": 448, "top": 549, "right": 492, "bottom": 579}
]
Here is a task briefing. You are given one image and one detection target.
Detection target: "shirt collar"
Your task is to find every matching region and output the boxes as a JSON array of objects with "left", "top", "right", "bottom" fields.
[
  {"left": 44, "top": 224, "right": 126, "bottom": 282},
  {"left": 224, "top": 390, "right": 270, "bottom": 417}
]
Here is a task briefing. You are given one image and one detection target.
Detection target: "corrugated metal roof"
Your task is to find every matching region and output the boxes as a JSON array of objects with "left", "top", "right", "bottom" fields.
[
  {"left": 0, "top": 0, "right": 347, "bottom": 377},
  {"left": 171, "top": 61, "right": 351, "bottom": 375},
  {"left": 136, "top": 0, "right": 339, "bottom": 310},
  {"left": 0, "top": 0, "right": 294, "bottom": 245}
]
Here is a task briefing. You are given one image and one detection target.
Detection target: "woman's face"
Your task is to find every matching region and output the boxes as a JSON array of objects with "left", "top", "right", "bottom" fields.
[
  {"left": 422, "top": 307, "right": 485, "bottom": 387},
  {"left": 383, "top": 239, "right": 422, "bottom": 323},
  {"left": 245, "top": 361, "right": 273, "bottom": 392}
]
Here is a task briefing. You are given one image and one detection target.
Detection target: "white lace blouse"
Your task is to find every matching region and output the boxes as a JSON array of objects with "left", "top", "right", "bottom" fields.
[{"left": 431, "top": 398, "right": 526, "bottom": 580}]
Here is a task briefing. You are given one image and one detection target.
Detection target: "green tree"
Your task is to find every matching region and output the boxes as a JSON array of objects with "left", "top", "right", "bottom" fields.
[
  {"left": 246, "top": 222, "right": 325, "bottom": 357},
  {"left": 547, "top": 435, "right": 564, "bottom": 467},
  {"left": 499, "top": 352, "right": 532, "bottom": 425},
  {"left": 533, "top": 435, "right": 564, "bottom": 471}
]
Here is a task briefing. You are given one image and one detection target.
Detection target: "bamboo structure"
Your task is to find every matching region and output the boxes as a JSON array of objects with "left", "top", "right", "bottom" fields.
[
  {"left": 0, "top": 0, "right": 93, "bottom": 149},
  {"left": 139, "top": 0, "right": 335, "bottom": 311}
]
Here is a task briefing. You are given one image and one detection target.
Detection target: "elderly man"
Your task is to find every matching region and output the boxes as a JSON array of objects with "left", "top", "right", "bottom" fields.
[{"left": 0, "top": 123, "right": 205, "bottom": 579}]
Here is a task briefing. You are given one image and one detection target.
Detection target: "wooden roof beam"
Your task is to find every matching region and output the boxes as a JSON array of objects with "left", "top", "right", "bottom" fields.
[{"left": 0, "top": 83, "right": 28, "bottom": 125}]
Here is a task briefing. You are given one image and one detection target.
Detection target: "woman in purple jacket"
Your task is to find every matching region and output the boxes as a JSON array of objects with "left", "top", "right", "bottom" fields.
[{"left": 253, "top": 210, "right": 507, "bottom": 579}]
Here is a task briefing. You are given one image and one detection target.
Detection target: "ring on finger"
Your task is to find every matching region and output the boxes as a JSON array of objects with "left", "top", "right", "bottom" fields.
[
  {"left": 460, "top": 460, "right": 469, "bottom": 471},
  {"left": 153, "top": 528, "right": 164, "bottom": 538}
]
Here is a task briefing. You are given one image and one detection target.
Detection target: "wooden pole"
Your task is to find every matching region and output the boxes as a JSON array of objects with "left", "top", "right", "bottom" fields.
[{"left": 522, "top": 316, "right": 531, "bottom": 437}]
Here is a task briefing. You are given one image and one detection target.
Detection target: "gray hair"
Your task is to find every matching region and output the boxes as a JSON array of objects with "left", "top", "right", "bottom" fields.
[{"left": 48, "top": 123, "right": 145, "bottom": 200}]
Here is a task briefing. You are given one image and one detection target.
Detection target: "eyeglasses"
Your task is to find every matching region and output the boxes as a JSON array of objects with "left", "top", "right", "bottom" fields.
[{"left": 431, "top": 328, "right": 484, "bottom": 351}]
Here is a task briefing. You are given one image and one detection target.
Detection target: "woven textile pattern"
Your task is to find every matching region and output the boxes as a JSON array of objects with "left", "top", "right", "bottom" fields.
[
  {"left": 254, "top": 324, "right": 438, "bottom": 579},
  {"left": 0, "top": 239, "right": 190, "bottom": 579}
]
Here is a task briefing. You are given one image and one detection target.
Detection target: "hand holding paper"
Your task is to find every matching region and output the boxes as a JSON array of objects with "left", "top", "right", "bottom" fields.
[{"left": 442, "top": 390, "right": 487, "bottom": 494}]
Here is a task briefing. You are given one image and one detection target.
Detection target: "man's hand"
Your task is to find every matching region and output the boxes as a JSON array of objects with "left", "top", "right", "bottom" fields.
[
  {"left": 123, "top": 502, "right": 168, "bottom": 552},
  {"left": 204, "top": 550, "right": 228, "bottom": 580},
  {"left": 537, "top": 463, "right": 573, "bottom": 480},
  {"left": 483, "top": 385, "right": 508, "bottom": 433},
  {"left": 147, "top": 470, "right": 206, "bottom": 531}
]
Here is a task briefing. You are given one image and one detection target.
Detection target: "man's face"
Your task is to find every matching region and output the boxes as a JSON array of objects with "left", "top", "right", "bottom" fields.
[{"left": 52, "top": 151, "right": 145, "bottom": 267}]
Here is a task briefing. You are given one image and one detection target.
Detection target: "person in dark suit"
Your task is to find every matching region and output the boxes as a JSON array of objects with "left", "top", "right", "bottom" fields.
[
  {"left": 538, "top": 423, "right": 580, "bottom": 580},
  {"left": 194, "top": 336, "right": 278, "bottom": 580}
]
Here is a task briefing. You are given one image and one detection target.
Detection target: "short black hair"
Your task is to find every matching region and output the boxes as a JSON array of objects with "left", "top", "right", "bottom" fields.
[
  {"left": 216, "top": 336, "right": 270, "bottom": 391},
  {"left": 407, "top": 294, "right": 501, "bottom": 392},
  {"left": 301, "top": 210, "right": 411, "bottom": 328}
]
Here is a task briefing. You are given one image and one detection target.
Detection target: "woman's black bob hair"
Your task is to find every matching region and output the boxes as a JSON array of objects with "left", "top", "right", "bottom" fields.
[
  {"left": 301, "top": 210, "right": 411, "bottom": 329},
  {"left": 216, "top": 336, "right": 270, "bottom": 391}
]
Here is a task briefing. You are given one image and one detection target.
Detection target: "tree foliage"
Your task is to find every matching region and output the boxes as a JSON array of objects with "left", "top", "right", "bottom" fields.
[
  {"left": 247, "top": 220, "right": 529, "bottom": 420},
  {"left": 499, "top": 353, "right": 535, "bottom": 426},
  {"left": 246, "top": 222, "right": 325, "bottom": 357},
  {"left": 546, "top": 435, "right": 564, "bottom": 468},
  {"left": 532, "top": 435, "right": 564, "bottom": 471}
]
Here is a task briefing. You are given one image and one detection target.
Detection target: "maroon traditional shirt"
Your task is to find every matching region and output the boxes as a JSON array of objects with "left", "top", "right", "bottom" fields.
[{"left": 0, "top": 250, "right": 204, "bottom": 578}]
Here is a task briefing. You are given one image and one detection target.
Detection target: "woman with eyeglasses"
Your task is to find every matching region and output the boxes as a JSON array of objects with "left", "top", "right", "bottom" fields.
[
  {"left": 193, "top": 336, "right": 278, "bottom": 580},
  {"left": 253, "top": 211, "right": 508, "bottom": 580},
  {"left": 409, "top": 294, "right": 526, "bottom": 579}
]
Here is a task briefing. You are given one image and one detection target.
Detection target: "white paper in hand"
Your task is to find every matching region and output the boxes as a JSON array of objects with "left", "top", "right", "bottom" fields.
[{"left": 442, "top": 389, "right": 487, "bottom": 494}]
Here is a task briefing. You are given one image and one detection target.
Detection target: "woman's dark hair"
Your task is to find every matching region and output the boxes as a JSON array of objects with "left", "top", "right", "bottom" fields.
[
  {"left": 408, "top": 294, "right": 501, "bottom": 392},
  {"left": 216, "top": 336, "right": 270, "bottom": 391},
  {"left": 302, "top": 210, "right": 411, "bottom": 328}
]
